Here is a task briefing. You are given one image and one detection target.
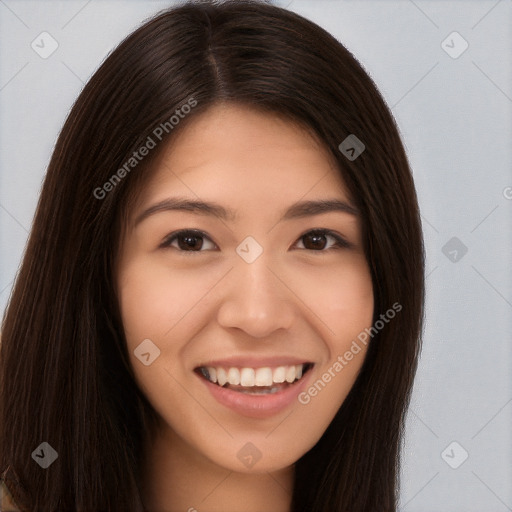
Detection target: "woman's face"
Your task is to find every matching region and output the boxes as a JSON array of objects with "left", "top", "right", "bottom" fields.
[{"left": 116, "top": 103, "right": 374, "bottom": 474}]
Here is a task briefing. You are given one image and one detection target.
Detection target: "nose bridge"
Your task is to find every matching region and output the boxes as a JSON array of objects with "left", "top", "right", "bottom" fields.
[{"left": 216, "top": 248, "right": 295, "bottom": 338}]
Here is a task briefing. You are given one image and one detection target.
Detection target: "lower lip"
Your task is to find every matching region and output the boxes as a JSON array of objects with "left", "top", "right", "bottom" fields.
[{"left": 197, "top": 368, "right": 314, "bottom": 419}]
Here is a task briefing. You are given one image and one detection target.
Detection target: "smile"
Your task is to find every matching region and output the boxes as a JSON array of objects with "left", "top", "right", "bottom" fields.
[
  {"left": 196, "top": 363, "right": 313, "bottom": 393},
  {"left": 195, "top": 363, "right": 314, "bottom": 418}
]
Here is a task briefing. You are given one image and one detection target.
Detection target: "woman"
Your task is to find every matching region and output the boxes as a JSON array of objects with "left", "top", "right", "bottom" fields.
[{"left": 0, "top": 1, "right": 424, "bottom": 510}]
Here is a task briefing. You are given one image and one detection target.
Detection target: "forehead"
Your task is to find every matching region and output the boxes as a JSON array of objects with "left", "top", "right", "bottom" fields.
[{"left": 134, "top": 103, "right": 353, "bottom": 216}]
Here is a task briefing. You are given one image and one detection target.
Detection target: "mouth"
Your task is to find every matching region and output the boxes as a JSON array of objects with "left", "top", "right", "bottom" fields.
[{"left": 194, "top": 362, "right": 314, "bottom": 395}]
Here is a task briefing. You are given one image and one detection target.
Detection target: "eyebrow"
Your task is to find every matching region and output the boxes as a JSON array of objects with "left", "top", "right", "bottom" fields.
[{"left": 134, "top": 196, "right": 359, "bottom": 226}]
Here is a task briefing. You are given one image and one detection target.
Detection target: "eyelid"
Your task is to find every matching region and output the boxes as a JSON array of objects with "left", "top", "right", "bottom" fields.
[{"left": 159, "top": 228, "right": 353, "bottom": 252}]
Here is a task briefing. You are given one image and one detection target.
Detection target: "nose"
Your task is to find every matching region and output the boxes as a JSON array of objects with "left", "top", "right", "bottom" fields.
[{"left": 216, "top": 254, "right": 296, "bottom": 339}]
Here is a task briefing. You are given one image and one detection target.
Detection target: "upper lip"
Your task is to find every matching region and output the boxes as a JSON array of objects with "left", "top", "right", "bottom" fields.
[{"left": 195, "top": 356, "right": 314, "bottom": 369}]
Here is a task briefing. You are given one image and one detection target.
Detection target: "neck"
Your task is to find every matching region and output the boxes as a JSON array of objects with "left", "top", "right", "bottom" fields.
[{"left": 141, "top": 426, "right": 294, "bottom": 512}]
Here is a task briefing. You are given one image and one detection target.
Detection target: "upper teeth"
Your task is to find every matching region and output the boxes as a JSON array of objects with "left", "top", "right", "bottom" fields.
[{"left": 201, "top": 364, "right": 306, "bottom": 387}]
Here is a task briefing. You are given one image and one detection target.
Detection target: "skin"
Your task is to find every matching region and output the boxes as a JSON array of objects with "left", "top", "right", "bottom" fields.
[{"left": 116, "top": 103, "right": 374, "bottom": 512}]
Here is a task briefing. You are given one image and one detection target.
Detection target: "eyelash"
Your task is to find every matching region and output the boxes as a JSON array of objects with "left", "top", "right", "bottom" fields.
[{"left": 159, "top": 228, "right": 352, "bottom": 253}]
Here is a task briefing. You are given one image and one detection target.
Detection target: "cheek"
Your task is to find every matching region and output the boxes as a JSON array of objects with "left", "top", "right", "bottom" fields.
[
  {"left": 116, "top": 259, "right": 200, "bottom": 410},
  {"left": 117, "top": 258, "right": 200, "bottom": 342},
  {"left": 328, "top": 265, "right": 374, "bottom": 344},
  {"left": 291, "top": 256, "right": 374, "bottom": 343}
]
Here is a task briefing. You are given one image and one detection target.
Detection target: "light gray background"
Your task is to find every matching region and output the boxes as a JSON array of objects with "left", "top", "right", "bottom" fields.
[{"left": 1, "top": 1, "right": 511, "bottom": 510}]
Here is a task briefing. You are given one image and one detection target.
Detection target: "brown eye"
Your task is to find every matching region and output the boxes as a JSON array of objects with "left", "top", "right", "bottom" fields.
[
  {"left": 160, "top": 230, "right": 217, "bottom": 252},
  {"left": 302, "top": 232, "right": 328, "bottom": 250},
  {"left": 295, "top": 229, "right": 351, "bottom": 251},
  {"left": 177, "top": 233, "right": 203, "bottom": 250}
]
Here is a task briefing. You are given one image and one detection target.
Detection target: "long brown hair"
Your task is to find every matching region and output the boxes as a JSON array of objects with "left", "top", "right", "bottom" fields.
[{"left": 0, "top": 1, "right": 424, "bottom": 510}]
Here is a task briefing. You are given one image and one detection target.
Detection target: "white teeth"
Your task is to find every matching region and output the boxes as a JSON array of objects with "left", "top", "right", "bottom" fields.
[
  {"left": 227, "top": 367, "right": 240, "bottom": 385},
  {"left": 200, "top": 364, "right": 309, "bottom": 387},
  {"left": 216, "top": 367, "right": 227, "bottom": 386},
  {"left": 255, "top": 367, "right": 273, "bottom": 386},
  {"left": 207, "top": 367, "right": 217, "bottom": 383},
  {"left": 285, "top": 365, "right": 296, "bottom": 383},
  {"left": 240, "top": 368, "right": 255, "bottom": 386},
  {"left": 273, "top": 366, "right": 286, "bottom": 383}
]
